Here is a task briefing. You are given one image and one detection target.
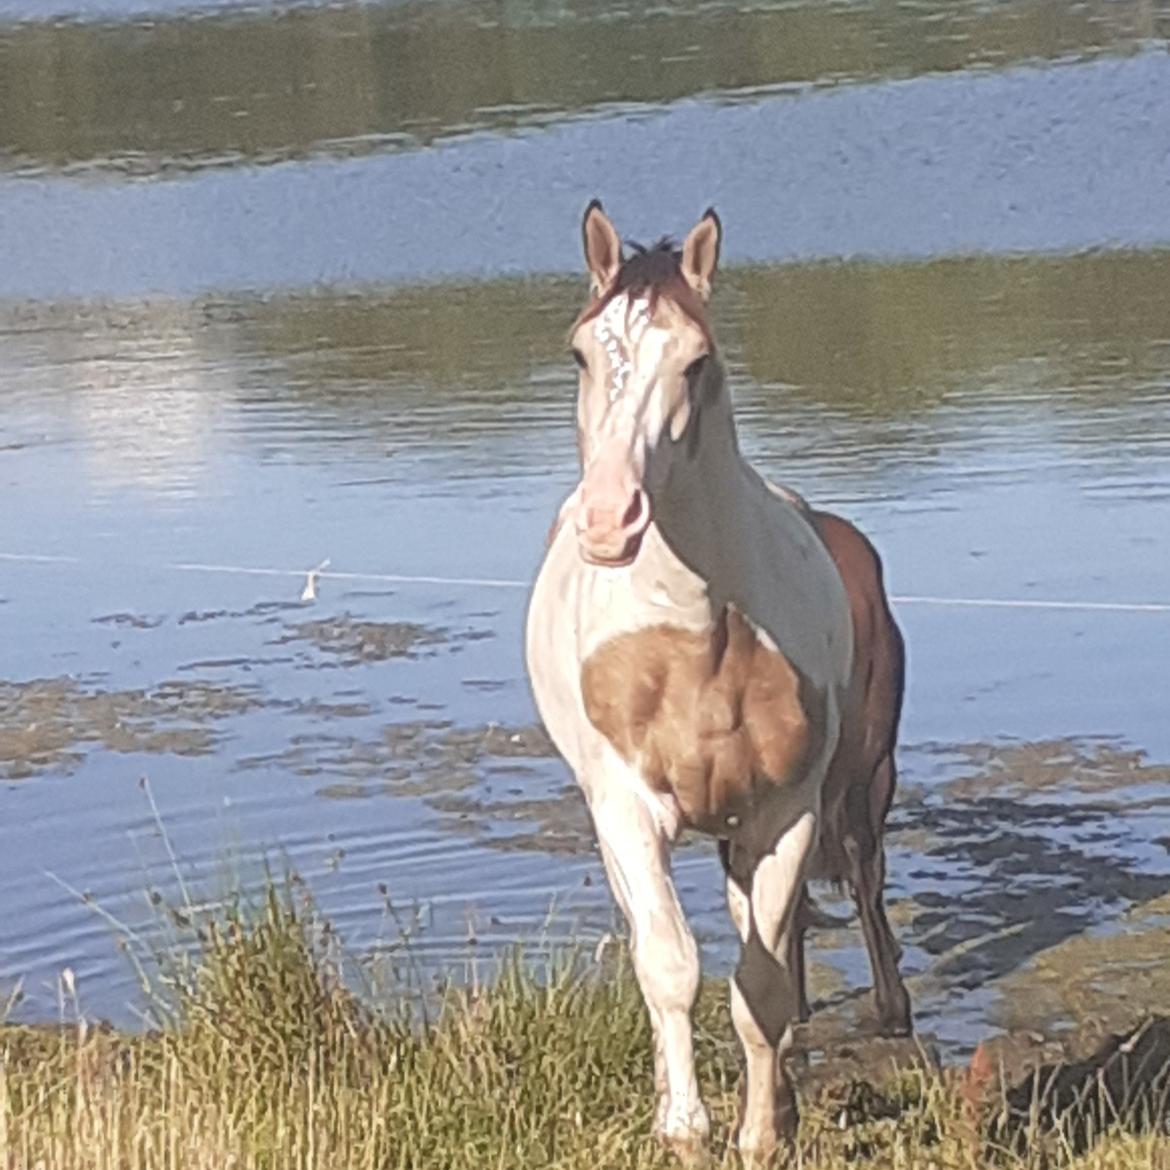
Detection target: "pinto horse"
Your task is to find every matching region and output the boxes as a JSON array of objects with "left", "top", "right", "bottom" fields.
[{"left": 525, "top": 202, "right": 911, "bottom": 1159}]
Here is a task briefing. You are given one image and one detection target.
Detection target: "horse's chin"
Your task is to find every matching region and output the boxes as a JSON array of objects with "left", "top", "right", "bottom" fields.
[{"left": 577, "top": 536, "right": 644, "bottom": 569}]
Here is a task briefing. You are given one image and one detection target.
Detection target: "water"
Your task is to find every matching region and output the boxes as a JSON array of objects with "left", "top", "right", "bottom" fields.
[{"left": 2, "top": 0, "right": 1170, "bottom": 1056}]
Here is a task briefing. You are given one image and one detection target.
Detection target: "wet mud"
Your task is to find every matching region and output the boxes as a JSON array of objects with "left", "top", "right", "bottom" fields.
[
  {"left": 0, "top": 677, "right": 261, "bottom": 780},
  {"left": 238, "top": 718, "right": 562, "bottom": 808},
  {"left": 939, "top": 738, "right": 1170, "bottom": 800},
  {"left": 277, "top": 615, "right": 455, "bottom": 666},
  {"left": 994, "top": 895, "right": 1170, "bottom": 1045}
]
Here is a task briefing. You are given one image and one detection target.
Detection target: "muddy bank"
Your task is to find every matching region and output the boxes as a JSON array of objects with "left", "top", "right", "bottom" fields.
[{"left": 994, "top": 893, "right": 1170, "bottom": 1045}]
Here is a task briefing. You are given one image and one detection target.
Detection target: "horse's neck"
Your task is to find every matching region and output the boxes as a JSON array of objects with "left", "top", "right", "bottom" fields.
[
  {"left": 652, "top": 385, "right": 755, "bottom": 608},
  {"left": 568, "top": 366, "right": 851, "bottom": 692}
]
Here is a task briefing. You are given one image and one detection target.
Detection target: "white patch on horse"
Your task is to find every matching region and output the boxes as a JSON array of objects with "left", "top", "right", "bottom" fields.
[
  {"left": 726, "top": 875, "right": 750, "bottom": 943},
  {"left": 594, "top": 293, "right": 652, "bottom": 403},
  {"left": 744, "top": 612, "right": 781, "bottom": 656}
]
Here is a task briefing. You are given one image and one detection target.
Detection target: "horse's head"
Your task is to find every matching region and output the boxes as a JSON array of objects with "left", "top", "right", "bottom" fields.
[{"left": 567, "top": 201, "right": 722, "bottom": 568}]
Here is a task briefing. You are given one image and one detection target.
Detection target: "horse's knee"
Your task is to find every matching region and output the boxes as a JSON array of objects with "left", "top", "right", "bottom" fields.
[
  {"left": 634, "top": 911, "right": 700, "bottom": 1013},
  {"left": 750, "top": 811, "right": 816, "bottom": 951},
  {"left": 730, "top": 813, "right": 813, "bottom": 1157},
  {"left": 595, "top": 809, "right": 699, "bottom": 1011}
]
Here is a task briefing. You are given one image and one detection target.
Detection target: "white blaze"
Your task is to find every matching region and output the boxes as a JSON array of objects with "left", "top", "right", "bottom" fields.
[{"left": 594, "top": 293, "right": 653, "bottom": 403}]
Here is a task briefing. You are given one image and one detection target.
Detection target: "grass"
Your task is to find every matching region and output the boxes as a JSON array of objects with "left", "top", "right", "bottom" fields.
[{"left": 2, "top": 873, "right": 1170, "bottom": 1170}]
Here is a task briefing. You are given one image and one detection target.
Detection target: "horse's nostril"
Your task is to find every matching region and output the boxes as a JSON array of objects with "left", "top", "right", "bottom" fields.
[{"left": 622, "top": 491, "right": 646, "bottom": 529}]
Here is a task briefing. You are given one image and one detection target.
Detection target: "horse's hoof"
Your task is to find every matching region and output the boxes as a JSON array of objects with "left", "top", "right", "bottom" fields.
[
  {"left": 877, "top": 1013, "right": 913, "bottom": 1039},
  {"left": 876, "top": 987, "right": 913, "bottom": 1038},
  {"left": 736, "top": 1133, "right": 791, "bottom": 1167},
  {"left": 656, "top": 1102, "right": 711, "bottom": 1166},
  {"left": 737, "top": 1107, "right": 797, "bottom": 1166},
  {"left": 661, "top": 1134, "right": 711, "bottom": 1167}
]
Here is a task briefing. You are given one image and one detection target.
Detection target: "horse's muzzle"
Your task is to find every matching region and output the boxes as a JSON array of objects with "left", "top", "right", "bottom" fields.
[{"left": 575, "top": 484, "right": 650, "bottom": 568}]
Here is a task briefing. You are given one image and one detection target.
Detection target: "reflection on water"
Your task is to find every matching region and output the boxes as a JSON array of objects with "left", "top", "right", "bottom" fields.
[
  {"left": 1, "top": 0, "right": 1167, "bottom": 179},
  {"left": 8, "top": 251, "right": 1168, "bottom": 497},
  {"left": 9, "top": 248, "right": 1170, "bottom": 449},
  {"left": 4, "top": 46, "right": 1169, "bottom": 299},
  {"left": 1, "top": 248, "right": 1169, "bottom": 1034},
  {"left": 736, "top": 254, "right": 1170, "bottom": 412},
  {"left": 69, "top": 326, "right": 224, "bottom": 496}
]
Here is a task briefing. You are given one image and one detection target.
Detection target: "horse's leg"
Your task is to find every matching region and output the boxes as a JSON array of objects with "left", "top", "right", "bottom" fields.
[
  {"left": 787, "top": 888, "right": 812, "bottom": 1023},
  {"left": 722, "top": 848, "right": 807, "bottom": 1028},
  {"left": 725, "top": 810, "right": 817, "bottom": 1160},
  {"left": 732, "top": 856, "right": 810, "bottom": 1024},
  {"left": 589, "top": 771, "right": 709, "bottom": 1150},
  {"left": 846, "top": 754, "right": 912, "bottom": 1037}
]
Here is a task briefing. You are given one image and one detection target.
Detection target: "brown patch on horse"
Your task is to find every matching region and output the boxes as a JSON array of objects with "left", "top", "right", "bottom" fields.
[
  {"left": 572, "top": 239, "right": 716, "bottom": 351},
  {"left": 580, "top": 608, "right": 820, "bottom": 833}
]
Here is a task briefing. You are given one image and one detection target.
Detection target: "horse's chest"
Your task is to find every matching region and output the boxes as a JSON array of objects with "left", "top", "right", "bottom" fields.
[{"left": 580, "top": 608, "right": 819, "bottom": 835}]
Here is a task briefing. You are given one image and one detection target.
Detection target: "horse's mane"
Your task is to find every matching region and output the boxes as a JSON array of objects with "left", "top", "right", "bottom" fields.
[
  {"left": 574, "top": 237, "right": 714, "bottom": 347},
  {"left": 611, "top": 237, "right": 681, "bottom": 294}
]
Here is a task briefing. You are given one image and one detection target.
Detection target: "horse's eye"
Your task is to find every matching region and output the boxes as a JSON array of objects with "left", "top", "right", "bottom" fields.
[
  {"left": 571, "top": 348, "right": 587, "bottom": 370},
  {"left": 684, "top": 354, "right": 709, "bottom": 381}
]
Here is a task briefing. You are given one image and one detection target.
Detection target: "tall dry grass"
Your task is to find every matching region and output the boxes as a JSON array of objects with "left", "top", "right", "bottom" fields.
[{"left": 3, "top": 871, "right": 1169, "bottom": 1169}]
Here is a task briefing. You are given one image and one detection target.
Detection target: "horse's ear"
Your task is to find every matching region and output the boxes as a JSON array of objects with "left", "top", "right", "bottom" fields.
[
  {"left": 582, "top": 199, "right": 622, "bottom": 295},
  {"left": 681, "top": 208, "right": 721, "bottom": 300}
]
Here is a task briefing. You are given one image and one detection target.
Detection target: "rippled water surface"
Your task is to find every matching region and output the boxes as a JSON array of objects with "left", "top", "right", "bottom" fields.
[{"left": 2, "top": 0, "right": 1169, "bottom": 1055}]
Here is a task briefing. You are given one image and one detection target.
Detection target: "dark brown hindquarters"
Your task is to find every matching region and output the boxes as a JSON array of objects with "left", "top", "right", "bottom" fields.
[{"left": 802, "top": 510, "right": 912, "bottom": 1036}]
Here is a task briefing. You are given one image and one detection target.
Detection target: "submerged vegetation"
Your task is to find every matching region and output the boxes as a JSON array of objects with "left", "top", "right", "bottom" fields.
[{"left": 3, "top": 871, "right": 1170, "bottom": 1170}]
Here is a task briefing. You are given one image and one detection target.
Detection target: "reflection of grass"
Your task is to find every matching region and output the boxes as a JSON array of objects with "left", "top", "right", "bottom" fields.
[
  {"left": 1, "top": 0, "right": 1163, "bottom": 182},
  {"left": 3, "top": 872, "right": 1169, "bottom": 1169}
]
